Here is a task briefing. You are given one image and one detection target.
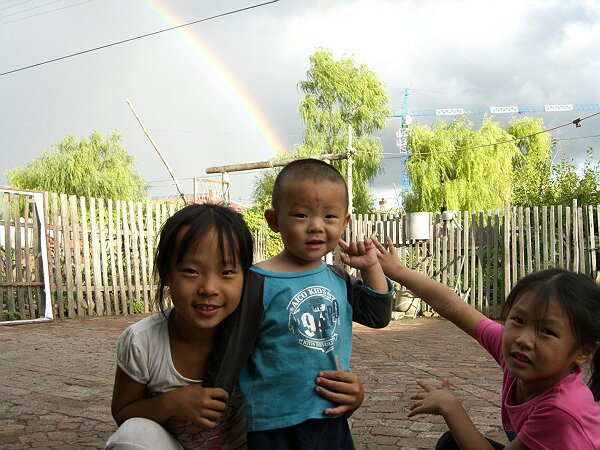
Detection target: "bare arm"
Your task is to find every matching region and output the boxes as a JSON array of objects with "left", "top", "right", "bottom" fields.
[
  {"left": 409, "top": 379, "right": 528, "bottom": 450},
  {"left": 111, "top": 366, "right": 229, "bottom": 428},
  {"left": 373, "top": 236, "right": 485, "bottom": 338},
  {"left": 338, "top": 236, "right": 389, "bottom": 293}
]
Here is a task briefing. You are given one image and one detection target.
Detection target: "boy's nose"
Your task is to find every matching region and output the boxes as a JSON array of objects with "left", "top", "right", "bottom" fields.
[{"left": 307, "top": 217, "right": 324, "bottom": 232}]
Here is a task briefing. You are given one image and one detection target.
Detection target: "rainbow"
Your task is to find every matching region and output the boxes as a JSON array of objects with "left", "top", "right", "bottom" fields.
[{"left": 142, "top": 0, "right": 287, "bottom": 156}]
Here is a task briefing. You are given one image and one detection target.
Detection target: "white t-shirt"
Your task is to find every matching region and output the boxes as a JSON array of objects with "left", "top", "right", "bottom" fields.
[{"left": 116, "top": 309, "right": 246, "bottom": 450}]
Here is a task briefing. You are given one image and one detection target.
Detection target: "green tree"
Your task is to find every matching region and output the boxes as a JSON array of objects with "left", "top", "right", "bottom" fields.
[
  {"left": 404, "top": 116, "right": 520, "bottom": 212},
  {"left": 545, "top": 149, "right": 600, "bottom": 206},
  {"left": 252, "top": 49, "right": 390, "bottom": 213},
  {"left": 508, "top": 117, "right": 554, "bottom": 206},
  {"left": 6, "top": 130, "right": 147, "bottom": 200}
]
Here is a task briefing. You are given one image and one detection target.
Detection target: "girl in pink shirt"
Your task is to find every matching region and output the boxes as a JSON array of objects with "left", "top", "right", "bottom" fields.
[{"left": 374, "top": 236, "right": 600, "bottom": 450}]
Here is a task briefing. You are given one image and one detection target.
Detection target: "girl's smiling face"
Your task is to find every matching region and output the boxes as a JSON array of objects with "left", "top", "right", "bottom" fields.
[
  {"left": 502, "top": 291, "right": 592, "bottom": 402},
  {"left": 167, "top": 227, "right": 244, "bottom": 334}
]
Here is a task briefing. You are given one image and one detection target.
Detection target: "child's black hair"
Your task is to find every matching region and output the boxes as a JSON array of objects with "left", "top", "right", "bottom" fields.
[
  {"left": 501, "top": 268, "right": 600, "bottom": 401},
  {"left": 153, "top": 203, "right": 253, "bottom": 312},
  {"left": 271, "top": 158, "right": 348, "bottom": 211}
]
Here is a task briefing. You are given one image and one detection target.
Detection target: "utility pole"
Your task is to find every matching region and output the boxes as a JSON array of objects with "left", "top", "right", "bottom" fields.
[
  {"left": 125, "top": 98, "right": 187, "bottom": 204},
  {"left": 347, "top": 124, "right": 354, "bottom": 215}
]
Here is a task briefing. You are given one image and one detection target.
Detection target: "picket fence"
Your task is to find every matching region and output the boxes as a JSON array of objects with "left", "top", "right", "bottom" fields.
[{"left": 1, "top": 189, "right": 598, "bottom": 321}]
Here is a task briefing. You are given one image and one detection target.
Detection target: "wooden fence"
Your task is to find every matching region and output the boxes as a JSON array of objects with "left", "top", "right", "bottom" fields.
[{"left": 1, "top": 190, "right": 598, "bottom": 321}]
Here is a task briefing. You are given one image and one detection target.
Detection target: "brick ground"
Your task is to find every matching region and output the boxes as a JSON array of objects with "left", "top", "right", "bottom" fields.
[{"left": 0, "top": 316, "right": 507, "bottom": 449}]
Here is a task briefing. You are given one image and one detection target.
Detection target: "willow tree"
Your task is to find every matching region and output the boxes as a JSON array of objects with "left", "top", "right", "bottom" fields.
[
  {"left": 252, "top": 49, "right": 390, "bottom": 213},
  {"left": 6, "top": 130, "right": 147, "bottom": 201},
  {"left": 508, "top": 116, "right": 554, "bottom": 206},
  {"left": 404, "top": 116, "right": 520, "bottom": 212}
]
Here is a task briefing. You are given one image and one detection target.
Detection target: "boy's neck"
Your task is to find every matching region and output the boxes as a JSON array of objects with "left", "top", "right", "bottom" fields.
[{"left": 257, "top": 251, "right": 323, "bottom": 272}]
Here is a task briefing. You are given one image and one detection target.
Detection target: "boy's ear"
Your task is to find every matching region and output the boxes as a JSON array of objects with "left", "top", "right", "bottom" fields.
[
  {"left": 343, "top": 214, "right": 351, "bottom": 227},
  {"left": 264, "top": 209, "right": 279, "bottom": 232}
]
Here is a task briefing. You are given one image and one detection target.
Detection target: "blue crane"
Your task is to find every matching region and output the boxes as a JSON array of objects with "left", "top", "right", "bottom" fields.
[{"left": 390, "top": 87, "right": 600, "bottom": 189}]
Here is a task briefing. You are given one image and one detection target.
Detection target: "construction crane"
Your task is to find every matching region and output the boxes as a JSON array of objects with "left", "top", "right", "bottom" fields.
[{"left": 391, "top": 87, "right": 600, "bottom": 191}]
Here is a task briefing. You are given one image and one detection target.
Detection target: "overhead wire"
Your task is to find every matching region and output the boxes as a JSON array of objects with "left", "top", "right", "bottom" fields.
[
  {"left": 384, "top": 111, "right": 600, "bottom": 158},
  {"left": 0, "top": 0, "right": 279, "bottom": 76},
  {"left": 0, "top": 0, "right": 93, "bottom": 25}
]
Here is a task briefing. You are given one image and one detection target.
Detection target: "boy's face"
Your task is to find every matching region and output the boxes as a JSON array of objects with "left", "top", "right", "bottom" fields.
[{"left": 266, "top": 179, "right": 350, "bottom": 269}]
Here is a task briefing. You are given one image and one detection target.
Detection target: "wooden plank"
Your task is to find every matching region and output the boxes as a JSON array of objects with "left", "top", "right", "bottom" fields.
[
  {"left": 565, "top": 206, "right": 572, "bottom": 271},
  {"left": 525, "top": 208, "right": 532, "bottom": 274},
  {"left": 462, "top": 211, "right": 469, "bottom": 301},
  {"left": 146, "top": 202, "right": 156, "bottom": 311},
  {"left": 115, "top": 200, "right": 128, "bottom": 315},
  {"left": 493, "top": 211, "right": 500, "bottom": 317},
  {"left": 557, "top": 205, "right": 564, "bottom": 267},
  {"left": 533, "top": 207, "right": 540, "bottom": 272},
  {"left": 122, "top": 201, "right": 134, "bottom": 314},
  {"left": 89, "top": 198, "right": 104, "bottom": 315},
  {"left": 136, "top": 202, "right": 149, "bottom": 313},
  {"left": 542, "top": 206, "right": 548, "bottom": 269},
  {"left": 3, "top": 193, "right": 16, "bottom": 319},
  {"left": 586, "top": 206, "right": 596, "bottom": 276},
  {"left": 60, "top": 194, "right": 75, "bottom": 317},
  {"left": 577, "top": 205, "right": 585, "bottom": 274},
  {"left": 51, "top": 193, "right": 64, "bottom": 318},
  {"left": 484, "top": 211, "right": 492, "bottom": 316},
  {"left": 13, "top": 196, "right": 26, "bottom": 318},
  {"left": 549, "top": 206, "right": 556, "bottom": 268},
  {"left": 98, "top": 199, "right": 112, "bottom": 315},
  {"left": 79, "top": 196, "right": 94, "bottom": 315},
  {"left": 22, "top": 197, "right": 35, "bottom": 319},
  {"left": 129, "top": 202, "right": 142, "bottom": 312}
]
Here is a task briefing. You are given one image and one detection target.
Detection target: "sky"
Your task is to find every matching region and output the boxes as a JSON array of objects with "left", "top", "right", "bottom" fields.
[{"left": 1, "top": 0, "right": 599, "bottom": 208}]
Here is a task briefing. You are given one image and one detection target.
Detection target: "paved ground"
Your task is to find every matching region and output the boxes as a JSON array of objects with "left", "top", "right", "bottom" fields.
[{"left": 0, "top": 315, "right": 507, "bottom": 449}]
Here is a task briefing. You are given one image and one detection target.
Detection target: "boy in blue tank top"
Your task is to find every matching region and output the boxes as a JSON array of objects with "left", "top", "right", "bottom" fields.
[{"left": 205, "top": 158, "right": 394, "bottom": 450}]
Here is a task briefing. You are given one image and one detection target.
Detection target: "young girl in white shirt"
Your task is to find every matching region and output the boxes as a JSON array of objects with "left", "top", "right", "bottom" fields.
[{"left": 105, "top": 204, "right": 365, "bottom": 450}]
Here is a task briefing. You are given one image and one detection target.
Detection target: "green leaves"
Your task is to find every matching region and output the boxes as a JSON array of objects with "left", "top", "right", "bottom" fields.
[{"left": 6, "top": 130, "right": 147, "bottom": 201}]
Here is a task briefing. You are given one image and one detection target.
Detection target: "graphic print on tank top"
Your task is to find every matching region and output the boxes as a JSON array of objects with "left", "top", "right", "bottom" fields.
[{"left": 287, "top": 285, "right": 339, "bottom": 353}]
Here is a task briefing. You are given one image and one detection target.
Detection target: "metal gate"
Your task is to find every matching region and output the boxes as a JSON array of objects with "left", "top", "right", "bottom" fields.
[{"left": 1, "top": 189, "right": 52, "bottom": 323}]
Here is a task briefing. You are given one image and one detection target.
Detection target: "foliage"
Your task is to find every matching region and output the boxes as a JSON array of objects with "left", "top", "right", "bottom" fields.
[
  {"left": 252, "top": 49, "right": 390, "bottom": 213},
  {"left": 243, "top": 207, "right": 282, "bottom": 259},
  {"left": 6, "top": 130, "right": 147, "bottom": 201},
  {"left": 508, "top": 117, "right": 554, "bottom": 206},
  {"left": 544, "top": 148, "right": 600, "bottom": 206},
  {"left": 404, "top": 116, "right": 519, "bottom": 212}
]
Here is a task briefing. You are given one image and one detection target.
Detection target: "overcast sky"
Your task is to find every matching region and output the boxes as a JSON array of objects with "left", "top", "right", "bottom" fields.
[{"left": 1, "top": 0, "right": 599, "bottom": 207}]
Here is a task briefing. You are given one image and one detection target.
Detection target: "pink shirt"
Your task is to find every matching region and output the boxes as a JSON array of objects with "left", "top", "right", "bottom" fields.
[{"left": 475, "top": 318, "right": 600, "bottom": 450}]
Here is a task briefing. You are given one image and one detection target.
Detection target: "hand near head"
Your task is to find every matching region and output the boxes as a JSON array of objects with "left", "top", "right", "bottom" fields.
[
  {"left": 166, "top": 385, "right": 229, "bottom": 428},
  {"left": 407, "top": 379, "right": 457, "bottom": 418},
  {"left": 338, "top": 236, "right": 379, "bottom": 270},
  {"left": 316, "top": 368, "right": 364, "bottom": 418}
]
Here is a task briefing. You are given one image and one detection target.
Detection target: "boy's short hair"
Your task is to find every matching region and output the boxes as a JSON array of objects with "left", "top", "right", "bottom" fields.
[{"left": 272, "top": 158, "right": 348, "bottom": 211}]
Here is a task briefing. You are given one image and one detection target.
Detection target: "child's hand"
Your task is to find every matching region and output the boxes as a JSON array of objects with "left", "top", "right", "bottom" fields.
[
  {"left": 407, "top": 379, "right": 459, "bottom": 418},
  {"left": 338, "top": 236, "right": 378, "bottom": 270},
  {"left": 372, "top": 235, "right": 404, "bottom": 277},
  {"left": 316, "top": 369, "right": 364, "bottom": 418},
  {"left": 167, "top": 385, "right": 229, "bottom": 428}
]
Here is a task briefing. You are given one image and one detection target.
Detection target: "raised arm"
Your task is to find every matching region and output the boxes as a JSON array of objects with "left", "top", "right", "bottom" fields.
[{"left": 373, "top": 236, "right": 485, "bottom": 338}]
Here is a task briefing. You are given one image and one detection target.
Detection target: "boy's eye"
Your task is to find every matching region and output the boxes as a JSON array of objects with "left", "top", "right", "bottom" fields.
[{"left": 325, "top": 214, "right": 338, "bottom": 219}]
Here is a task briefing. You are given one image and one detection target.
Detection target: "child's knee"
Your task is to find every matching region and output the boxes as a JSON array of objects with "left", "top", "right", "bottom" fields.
[{"left": 105, "top": 417, "right": 182, "bottom": 450}]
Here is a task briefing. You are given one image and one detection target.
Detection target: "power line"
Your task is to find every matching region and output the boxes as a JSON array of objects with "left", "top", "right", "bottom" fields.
[
  {"left": 0, "top": 0, "right": 279, "bottom": 76},
  {"left": 0, "top": 0, "right": 93, "bottom": 25},
  {"left": 402, "top": 112, "right": 600, "bottom": 157}
]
